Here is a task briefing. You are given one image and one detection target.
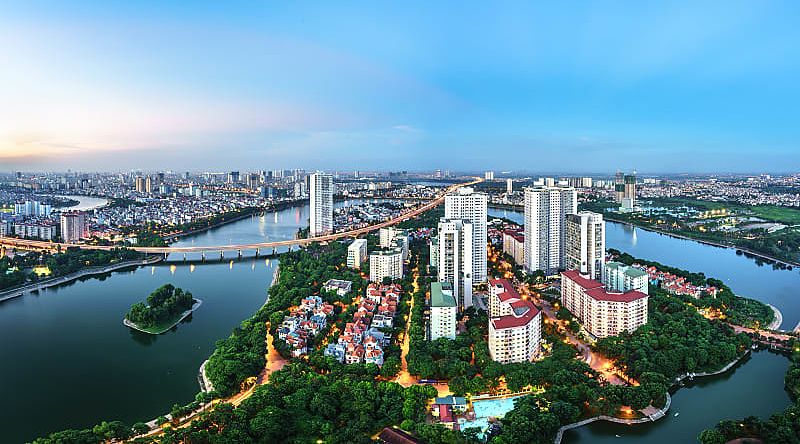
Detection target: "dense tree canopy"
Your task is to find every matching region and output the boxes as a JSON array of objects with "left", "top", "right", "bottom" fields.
[{"left": 125, "top": 284, "right": 196, "bottom": 329}]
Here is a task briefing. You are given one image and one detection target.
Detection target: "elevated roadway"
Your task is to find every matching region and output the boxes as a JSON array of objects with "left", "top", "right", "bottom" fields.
[{"left": 0, "top": 177, "right": 481, "bottom": 255}]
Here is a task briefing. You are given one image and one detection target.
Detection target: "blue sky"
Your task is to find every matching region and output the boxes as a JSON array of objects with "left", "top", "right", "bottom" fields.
[{"left": 1, "top": 1, "right": 799, "bottom": 173}]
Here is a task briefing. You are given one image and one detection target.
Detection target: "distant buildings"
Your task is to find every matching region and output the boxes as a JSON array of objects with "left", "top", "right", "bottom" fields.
[
  {"left": 523, "top": 186, "right": 577, "bottom": 274},
  {"left": 135, "top": 176, "right": 146, "bottom": 193},
  {"left": 561, "top": 270, "right": 648, "bottom": 339},
  {"left": 437, "top": 218, "right": 474, "bottom": 310},
  {"left": 506, "top": 178, "right": 513, "bottom": 195},
  {"left": 14, "top": 220, "right": 57, "bottom": 240},
  {"left": 484, "top": 171, "right": 495, "bottom": 180},
  {"left": 444, "top": 187, "right": 487, "bottom": 283},
  {"left": 369, "top": 248, "right": 404, "bottom": 282},
  {"left": 429, "top": 281, "right": 457, "bottom": 340},
  {"left": 603, "top": 262, "right": 649, "bottom": 294},
  {"left": 14, "top": 200, "right": 51, "bottom": 217},
  {"left": 565, "top": 211, "right": 605, "bottom": 281},
  {"left": 309, "top": 173, "right": 334, "bottom": 236},
  {"left": 347, "top": 239, "right": 368, "bottom": 269},
  {"left": 488, "top": 279, "right": 542, "bottom": 364},
  {"left": 615, "top": 171, "right": 637, "bottom": 212},
  {"left": 60, "top": 211, "right": 88, "bottom": 243}
]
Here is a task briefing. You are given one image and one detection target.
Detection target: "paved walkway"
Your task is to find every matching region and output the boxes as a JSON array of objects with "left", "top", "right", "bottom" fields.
[{"left": 0, "top": 255, "right": 163, "bottom": 303}]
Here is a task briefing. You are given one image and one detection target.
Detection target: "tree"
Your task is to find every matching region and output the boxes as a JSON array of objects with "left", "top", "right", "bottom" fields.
[{"left": 698, "top": 429, "right": 726, "bottom": 444}]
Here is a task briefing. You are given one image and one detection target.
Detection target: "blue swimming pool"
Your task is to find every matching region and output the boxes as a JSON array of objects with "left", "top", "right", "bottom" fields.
[{"left": 460, "top": 395, "right": 528, "bottom": 434}]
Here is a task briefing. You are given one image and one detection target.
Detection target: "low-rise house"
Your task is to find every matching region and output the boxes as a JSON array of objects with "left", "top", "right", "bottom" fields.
[{"left": 323, "top": 279, "right": 353, "bottom": 296}]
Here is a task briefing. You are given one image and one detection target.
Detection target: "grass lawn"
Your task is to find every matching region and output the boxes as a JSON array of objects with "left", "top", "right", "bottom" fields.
[{"left": 649, "top": 197, "right": 800, "bottom": 225}]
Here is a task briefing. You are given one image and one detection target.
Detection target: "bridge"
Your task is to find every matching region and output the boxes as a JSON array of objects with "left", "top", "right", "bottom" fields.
[{"left": 0, "top": 177, "right": 482, "bottom": 255}]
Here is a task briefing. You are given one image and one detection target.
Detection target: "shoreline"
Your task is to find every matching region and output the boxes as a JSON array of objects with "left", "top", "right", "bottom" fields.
[
  {"left": 553, "top": 349, "right": 753, "bottom": 444},
  {"left": 123, "top": 299, "right": 203, "bottom": 335},
  {"left": 767, "top": 304, "right": 783, "bottom": 330},
  {"left": 0, "top": 255, "right": 164, "bottom": 304},
  {"left": 487, "top": 203, "right": 800, "bottom": 269},
  {"left": 162, "top": 199, "right": 309, "bottom": 242},
  {"left": 603, "top": 216, "right": 800, "bottom": 269}
]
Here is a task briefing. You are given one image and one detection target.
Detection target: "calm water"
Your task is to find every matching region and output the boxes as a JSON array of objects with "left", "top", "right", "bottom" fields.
[
  {"left": 490, "top": 207, "right": 800, "bottom": 329},
  {"left": 61, "top": 195, "right": 109, "bottom": 211},
  {"left": 0, "top": 204, "right": 793, "bottom": 443},
  {"left": 489, "top": 207, "right": 795, "bottom": 443},
  {"left": 566, "top": 351, "right": 790, "bottom": 443},
  {"left": 0, "top": 198, "right": 381, "bottom": 443}
]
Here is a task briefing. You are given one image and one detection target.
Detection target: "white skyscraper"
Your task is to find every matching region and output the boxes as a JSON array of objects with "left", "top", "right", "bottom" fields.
[
  {"left": 523, "top": 186, "right": 577, "bottom": 274},
  {"left": 437, "top": 219, "right": 474, "bottom": 310},
  {"left": 565, "top": 211, "right": 605, "bottom": 281},
  {"left": 506, "top": 178, "right": 513, "bottom": 195},
  {"left": 444, "top": 187, "right": 487, "bottom": 283},
  {"left": 309, "top": 173, "right": 334, "bottom": 236}
]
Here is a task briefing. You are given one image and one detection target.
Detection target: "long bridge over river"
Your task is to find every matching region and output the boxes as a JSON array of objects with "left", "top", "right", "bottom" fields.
[{"left": 0, "top": 177, "right": 481, "bottom": 256}]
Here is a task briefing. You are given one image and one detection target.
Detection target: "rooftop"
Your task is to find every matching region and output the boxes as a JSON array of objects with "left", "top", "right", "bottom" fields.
[{"left": 431, "top": 281, "right": 457, "bottom": 308}]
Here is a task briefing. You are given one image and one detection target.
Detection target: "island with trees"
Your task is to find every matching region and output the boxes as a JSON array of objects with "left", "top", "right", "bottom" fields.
[
  {"left": 31, "top": 208, "right": 797, "bottom": 444},
  {"left": 124, "top": 284, "right": 201, "bottom": 334}
]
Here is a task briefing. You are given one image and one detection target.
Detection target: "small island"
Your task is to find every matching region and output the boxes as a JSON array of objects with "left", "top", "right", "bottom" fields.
[{"left": 123, "top": 284, "right": 202, "bottom": 334}]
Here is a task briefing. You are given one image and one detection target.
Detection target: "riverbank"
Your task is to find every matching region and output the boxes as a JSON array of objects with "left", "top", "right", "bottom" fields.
[
  {"left": 554, "top": 350, "right": 753, "bottom": 444},
  {"left": 767, "top": 304, "right": 783, "bottom": 330},
  {"left": 163, "top": 199, "right": 310, "bottom": 242},
  {"left": 0, "top": 255, "right": 163, "bottom": 304},
  {"left": 123, "top": 299, "right": 203, "bottom": 335},
  {"left": 603, "top": 216, "right": 800, "bottom": 269},
  {"left": 488, "top": 202, "right": 800, "bottom": 269},
  {"left": 163, "top": 209, "right": 261, "bottom": 242}
]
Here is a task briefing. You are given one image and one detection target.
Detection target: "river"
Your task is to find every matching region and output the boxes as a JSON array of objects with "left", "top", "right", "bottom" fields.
[
  {"left": 0, "top": 203, "right": 792, "bottom": 443},
  {"left": 0, "top": 198, "right": 384, "bottom": 443},
  {"left": 60, "top": 195, "right": 109, "bottom": 211},
  {"left": 489, "top": 207, "right": 794, "bottom": 443}
]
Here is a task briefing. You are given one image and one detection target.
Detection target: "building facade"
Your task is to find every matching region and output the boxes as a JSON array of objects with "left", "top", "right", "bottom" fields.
[
  {"left": 379, "top": 227, "right": 409, "bottom": 260},
  {"left": 309, "top": 173, "right": 334, "bottom": 236},
  {"left": 488, "top": 279, "right": 542, "bottom": 364},
  {"left": 444, "top": 187, "right": 487, "bottom": 283},
  {"left": 429, "top": 282, "right": 457, "bottom": 340},
  {"left": 561, "top": 270, "right": 648, "bottom": 339},
  {"left": 502, "top": 230, "right": 525, "bottom": 266},
  {"left": 437, "top": 218, "right": 474, "bottom": 311},
  {"left": 603, "top": 262, "right": 649, "bottom": 294},
  {"left": 347, "top": 239, "right": 368, "bottom": 269},
  {"left": 565, "top": 211, "right": 605, "bottom": 281},
  {"left": 60, "top": 212, "right": 88, "bottom": 243},
  {"left": 369, "top": 248, "right": 404, "bottom": 283},
  {"left": 523, "top": 186, "right": 577, "bottom": 274}
]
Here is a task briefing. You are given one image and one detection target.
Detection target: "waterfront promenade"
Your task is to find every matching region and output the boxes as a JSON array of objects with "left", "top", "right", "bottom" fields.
[
  {"left": 553, "top": 349, "right": 752, "bottom": 444},
  {"left": 0, "top": 255, "right": 163, "bottom": 304}
]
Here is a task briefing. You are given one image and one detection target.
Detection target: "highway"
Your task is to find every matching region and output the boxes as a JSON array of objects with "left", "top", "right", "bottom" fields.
[{"left": 0, "top": 177, "right": 482, "bottom": 254}]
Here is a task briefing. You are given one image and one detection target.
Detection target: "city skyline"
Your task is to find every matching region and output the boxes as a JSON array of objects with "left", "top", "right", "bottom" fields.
[{"left": 2, "top": 1, "right": 800, "bottom": 173}]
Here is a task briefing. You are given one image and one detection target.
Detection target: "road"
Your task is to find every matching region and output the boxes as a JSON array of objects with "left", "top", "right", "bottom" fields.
[
  {"left": 489, "top": 249, "right": 629, "bottom": 386},
  {"left": 0, "top": 177, "right": 482, "bottom": 254}
]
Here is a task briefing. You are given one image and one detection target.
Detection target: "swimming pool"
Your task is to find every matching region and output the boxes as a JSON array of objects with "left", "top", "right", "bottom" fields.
[{"left": 460, "top": 395, "right": 528, "bottom": 434}]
